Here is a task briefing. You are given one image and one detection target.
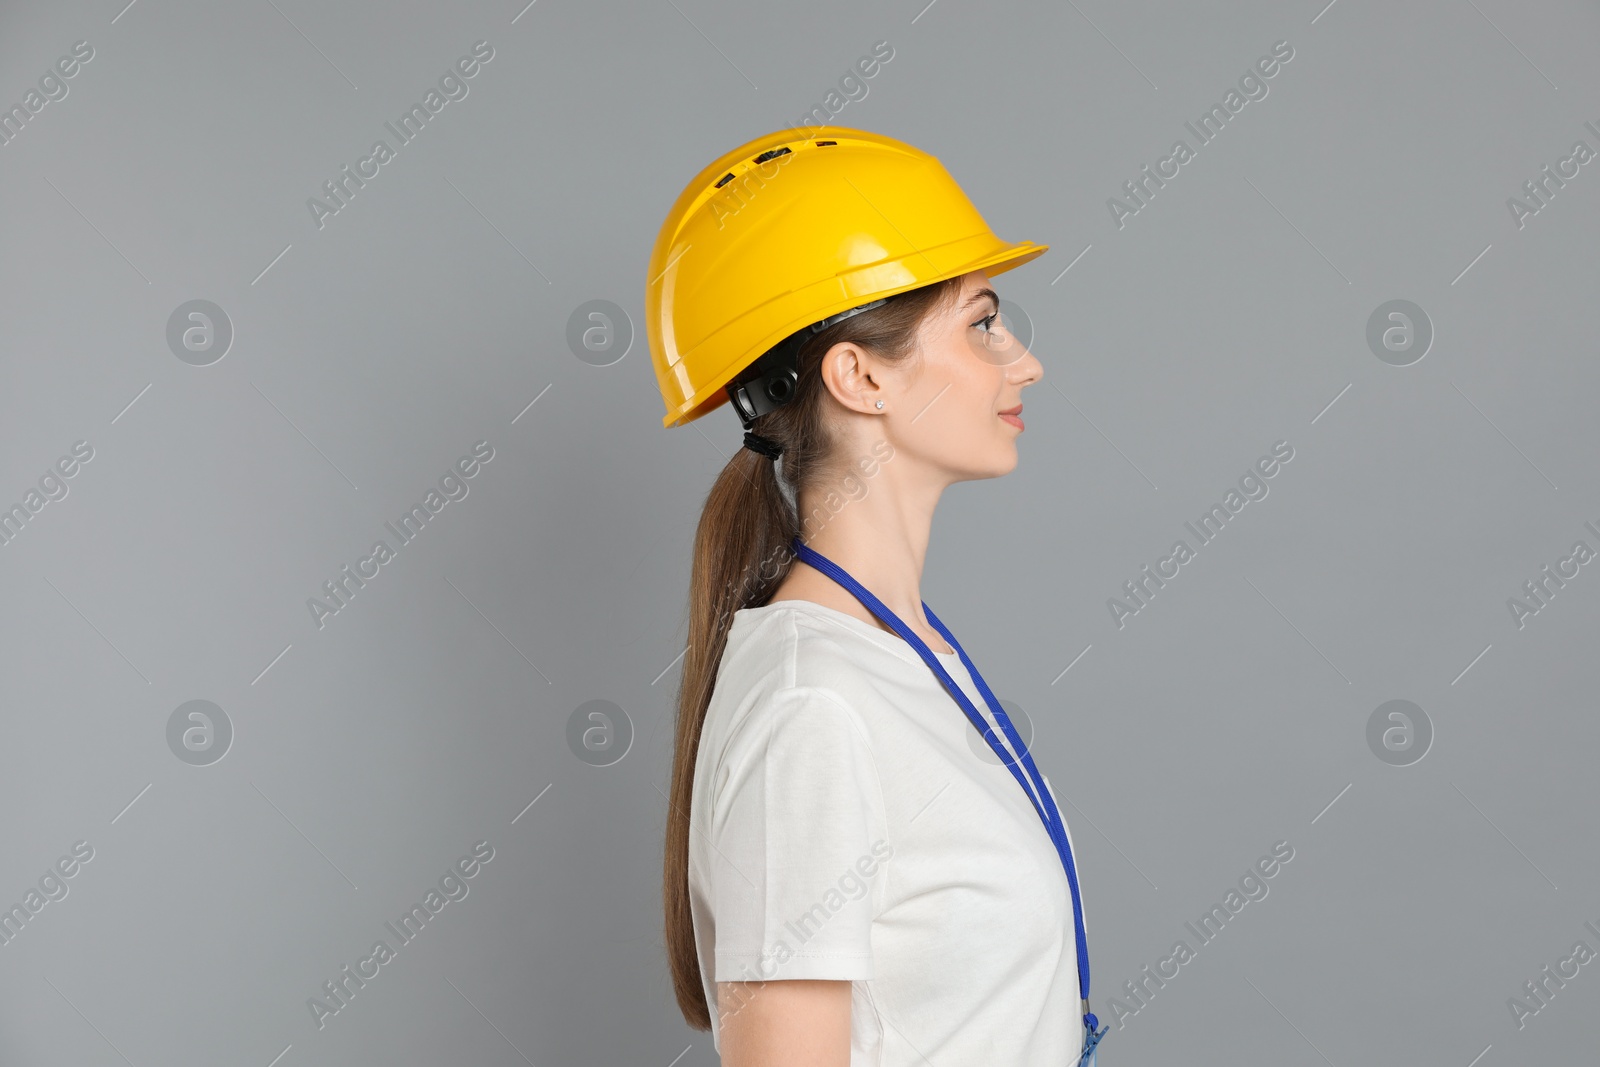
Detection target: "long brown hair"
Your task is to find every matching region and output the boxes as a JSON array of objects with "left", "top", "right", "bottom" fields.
[{"left": 663, "top": 276, "right": 964, "bottom": 1028}]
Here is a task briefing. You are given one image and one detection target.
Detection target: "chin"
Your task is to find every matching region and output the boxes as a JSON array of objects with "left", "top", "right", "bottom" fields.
[
  {"left": 940, "top": 437, "right": 1019, "bottom": 480},
  {"left": 979, "top": 444, "right": 1020, "bottom": 479}
]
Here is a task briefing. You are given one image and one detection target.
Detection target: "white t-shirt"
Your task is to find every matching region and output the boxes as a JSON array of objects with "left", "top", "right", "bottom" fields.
[{"left": 687, "top": 599, "right": 1085, "bottom": 1065}]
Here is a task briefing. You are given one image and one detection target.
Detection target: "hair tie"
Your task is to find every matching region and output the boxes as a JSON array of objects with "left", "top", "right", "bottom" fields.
[{"left": 742, "top": 431, "right": 784, "bottom": 459}]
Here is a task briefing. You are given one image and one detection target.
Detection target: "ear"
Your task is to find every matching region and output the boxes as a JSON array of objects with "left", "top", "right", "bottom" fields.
[{"left": 818, "top": 339, "right": 886, "bottom": 415}]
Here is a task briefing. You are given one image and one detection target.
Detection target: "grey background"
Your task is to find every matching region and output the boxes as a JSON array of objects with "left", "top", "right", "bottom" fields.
[{"left": 1, "top": 0, "right": 1596, "bottom": 1063}]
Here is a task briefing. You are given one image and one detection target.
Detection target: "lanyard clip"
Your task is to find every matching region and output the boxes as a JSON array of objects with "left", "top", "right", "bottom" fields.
[{"left": 1077, "top": 1001, "right": 1107, "bottom": 1067}]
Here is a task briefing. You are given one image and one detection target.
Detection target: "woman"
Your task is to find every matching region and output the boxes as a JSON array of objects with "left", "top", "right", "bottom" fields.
[{"left": 649, "top": 129, "right": 1101, "bottom": 1066}]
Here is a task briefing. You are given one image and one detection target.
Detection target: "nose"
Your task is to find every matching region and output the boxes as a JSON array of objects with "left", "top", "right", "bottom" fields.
[
  {"left": 995, "top": 312, "right": 1040, "bottom": 379},
  {"left": 1006, "top": 339, "right": 1043, "bottom": 386},
  {"left": 975, "top": 320, "right": 1041, "bottom": 376}
]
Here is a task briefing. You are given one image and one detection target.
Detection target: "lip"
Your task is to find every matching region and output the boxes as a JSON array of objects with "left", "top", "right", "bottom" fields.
[{"left": 999, "top": 404, "right": 1023, "bottom": 431}]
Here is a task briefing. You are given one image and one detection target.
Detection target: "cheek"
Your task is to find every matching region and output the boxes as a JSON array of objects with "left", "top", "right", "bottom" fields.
[
  {"left": 924, "top": 368, "right": 1003, "bottom": 448},
  {"left": 906, "top": 336, "right": 1006, "bottom": 451}
]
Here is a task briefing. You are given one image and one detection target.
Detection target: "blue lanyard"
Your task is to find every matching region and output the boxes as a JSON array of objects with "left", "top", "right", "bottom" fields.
[{"left": 790, "top": 536, "right": 1107, "bottom": 1060}]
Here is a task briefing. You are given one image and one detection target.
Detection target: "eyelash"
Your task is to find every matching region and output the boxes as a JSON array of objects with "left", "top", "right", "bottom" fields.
[{"left": 972, "top": 311, "right": 999, "bottom": 332}]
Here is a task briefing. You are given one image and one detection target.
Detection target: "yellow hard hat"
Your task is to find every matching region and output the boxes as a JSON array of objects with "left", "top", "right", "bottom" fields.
[{"left": 646, "top": 127, "right": 1049, "bottom": 429}]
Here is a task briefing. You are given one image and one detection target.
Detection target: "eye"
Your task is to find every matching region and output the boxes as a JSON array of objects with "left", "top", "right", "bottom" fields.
[{"left": 971, "top": 310, "right": 999, "bottom": 332}]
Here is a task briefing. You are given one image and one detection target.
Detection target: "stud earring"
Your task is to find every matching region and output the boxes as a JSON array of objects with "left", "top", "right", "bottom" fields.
[{"left": 875, "top": 400, "right": 884, "bottom": 409}]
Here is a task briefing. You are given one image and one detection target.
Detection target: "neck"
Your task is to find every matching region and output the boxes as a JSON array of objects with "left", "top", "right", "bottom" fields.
[{"left": 791, "top": 443, "right": 947, "bottom": 629}]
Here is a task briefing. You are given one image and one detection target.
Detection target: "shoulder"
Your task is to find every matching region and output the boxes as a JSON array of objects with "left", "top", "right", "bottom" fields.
[
  {"left": 704, "top": 607, "right": 881, "bottom": 757},
  {"left": 719, "top": 601, "right": 884, "bottom": 694},
  {"left": 705, "top": 682, "right": 886, "bottom": 832}
]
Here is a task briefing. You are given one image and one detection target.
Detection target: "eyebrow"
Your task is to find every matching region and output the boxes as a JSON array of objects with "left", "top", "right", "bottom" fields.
[{"left": 960, "top": 287, "right": 1000, "bottom": 313}]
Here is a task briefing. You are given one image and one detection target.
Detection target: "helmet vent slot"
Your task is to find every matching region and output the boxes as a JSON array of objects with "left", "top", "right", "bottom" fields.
[
  {"left": 752, "top": 147, "right": 791, "bottom": 164},
  {"left": 714, "top": 172, "right": 735, "bottom": 188}
]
